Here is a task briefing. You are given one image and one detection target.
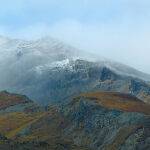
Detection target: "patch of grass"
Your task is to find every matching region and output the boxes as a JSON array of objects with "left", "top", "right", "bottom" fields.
[
  {"left": 80, "top": 92, "right": 150, "bottom": 115},
  {"left": 20, "top": 110, "right": 64, "bottom": 142}
]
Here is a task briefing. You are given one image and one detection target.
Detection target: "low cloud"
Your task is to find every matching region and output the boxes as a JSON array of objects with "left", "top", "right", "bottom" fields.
[{"left": 2, "top": 19, "right": 149, "bottom": 74}]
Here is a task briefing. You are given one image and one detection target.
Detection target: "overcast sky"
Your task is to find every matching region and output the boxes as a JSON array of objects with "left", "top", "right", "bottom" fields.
[{"left": 0, "top": 0, "right": 150, "bottom": 74}]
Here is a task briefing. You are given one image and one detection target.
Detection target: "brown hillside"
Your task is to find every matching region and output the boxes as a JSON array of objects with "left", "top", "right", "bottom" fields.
[
  {"left": 0, "top": 91, "right": 29, "bottom": 110},
  {"left": 80, "top": 92, "right": 150, "bottom": 115}
]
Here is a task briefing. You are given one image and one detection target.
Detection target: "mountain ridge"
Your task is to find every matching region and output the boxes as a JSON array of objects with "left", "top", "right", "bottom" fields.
[{"left": 0, "top": 36, "right": 150, "bottom": 105}]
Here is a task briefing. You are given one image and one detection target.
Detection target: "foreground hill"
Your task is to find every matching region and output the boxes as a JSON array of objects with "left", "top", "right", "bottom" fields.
[
  {"left": 61, "top": 92, "right": 150, "bottom": 150},
  {"left": 0, "top": 91, "right": 149, "bottom": 150},
  {"left": 0, "top": 91, "right": 88, "bottom": 150}
]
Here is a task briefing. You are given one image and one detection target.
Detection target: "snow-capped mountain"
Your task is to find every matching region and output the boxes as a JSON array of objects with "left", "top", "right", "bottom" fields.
[
  {"left": 0, "top": 36, "right": 149, "bottom": 80},
  {"left": 0, "top": 36, "right": 150, "bottom": 104}
]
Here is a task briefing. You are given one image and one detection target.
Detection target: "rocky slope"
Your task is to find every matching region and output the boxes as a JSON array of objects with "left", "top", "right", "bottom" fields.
[
  {"left": 0, "top": 91, "right": 149, "bottom": 150},
  {"left": 0, "top": 91, "right": 89, "bottom": 150},
  {"left": 61, "top": 92, "right": 150, "bottom": 150},
  {"left": 0, "top": 36, "right": 150, "bottom": 105}
]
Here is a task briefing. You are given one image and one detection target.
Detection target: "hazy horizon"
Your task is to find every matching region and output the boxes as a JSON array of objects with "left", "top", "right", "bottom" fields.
[{"left": 0, "top": 0, "right": 150, "bottom": 74}]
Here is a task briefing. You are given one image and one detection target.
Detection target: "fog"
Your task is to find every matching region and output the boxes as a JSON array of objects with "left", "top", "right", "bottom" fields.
[
  {"left": 0, "top": 0, "right": 150, "bottom": 74},
  {"left": 1, "top": 20, "right": 150, "bottom": 74}
]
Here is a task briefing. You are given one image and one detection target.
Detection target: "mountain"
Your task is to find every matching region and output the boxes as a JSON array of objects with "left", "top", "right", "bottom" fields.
[
  {"left": 60, "top": 92, "right": 150, "bottom": 150},
  {"left": 0, "top": 91, "right": 149, "bottom": 150},
  {"left": 0, "top": 36, "right": 150, "bottom": 150},
  {"left": 0, "top": 36, "right": 150, "bottom": 105}
]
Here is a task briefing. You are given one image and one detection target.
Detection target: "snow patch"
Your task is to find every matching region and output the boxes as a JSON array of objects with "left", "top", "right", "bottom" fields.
[{"left": 34, "top": 59, "right": 72, "bottom": 75}]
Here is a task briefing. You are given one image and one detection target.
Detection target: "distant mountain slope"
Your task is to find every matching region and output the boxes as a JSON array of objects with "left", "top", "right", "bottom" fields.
[
  {"left": 4, "top": 58, "right": 150, "bottom": 105},
  {"left": 0, "top": 36, "right": 150, "bottom": 104}
]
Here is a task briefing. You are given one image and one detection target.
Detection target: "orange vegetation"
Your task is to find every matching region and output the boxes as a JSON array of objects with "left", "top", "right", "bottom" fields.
[
  {"left": 0, "top": 112, "right": 45, "bottom": 138},
  {"left": 81, "top": 92, "right": 150, "bottom": 115}
]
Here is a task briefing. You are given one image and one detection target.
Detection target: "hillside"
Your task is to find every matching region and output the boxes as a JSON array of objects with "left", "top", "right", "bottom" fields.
[
  {"left": 0, "top": 91, "right": 149, "bottom": 150},
  {"left": 61, "top": 91, "right": 150, "bottom": 150},
  {"left": 0, "top": 91, "right": 89, "bottom": 150},
  {"left": 0, "top": 91, "right": 30, "bottom": 110},
  {"left": 80, "top": 92, "right": 150, "bottom": 115}
]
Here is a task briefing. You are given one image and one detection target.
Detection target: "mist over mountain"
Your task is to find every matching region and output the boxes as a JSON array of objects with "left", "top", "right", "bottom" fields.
[
  {"left": 0, "top": 36, "right": 150, "bottom": 150},
  {"left": 1, "top": 1, "right": 150, "bottom": 149},
  {"left": 0, "top": 36, "right": 150, "bottom": 105}
]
